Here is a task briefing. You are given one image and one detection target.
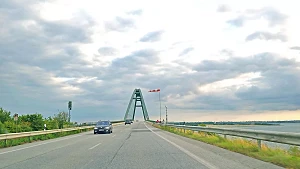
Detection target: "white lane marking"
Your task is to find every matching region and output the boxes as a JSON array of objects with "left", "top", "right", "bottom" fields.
[
  {"left": 89, "top": 143, "right": 102, "bottom": 150},
  {"left": 144, "top": 123, "right": 218, "bottom": 169},
  {"left": 0, "top": 134, "right": 82, "bottom": 155},
  {"left": 112, "top": 135, "right": 116, "bottom": 137}
]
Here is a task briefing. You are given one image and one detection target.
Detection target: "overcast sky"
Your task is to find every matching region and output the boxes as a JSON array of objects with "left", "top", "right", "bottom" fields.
[{"left": 1, "top": 0, "right": 300, "bottom": 122}]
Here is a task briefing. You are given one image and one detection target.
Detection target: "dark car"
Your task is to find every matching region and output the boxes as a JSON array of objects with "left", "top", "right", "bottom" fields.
[
  {"left": 125, "top": 119, "right": 131, "bottom": 125},
  {"left": 94, "top": 121, "right": 112, "bottom": 134}
]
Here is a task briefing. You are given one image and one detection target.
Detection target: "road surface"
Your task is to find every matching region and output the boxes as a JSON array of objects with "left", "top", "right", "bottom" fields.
[{"left": 0, "top": 122, "right": 282, "bottom": 169}]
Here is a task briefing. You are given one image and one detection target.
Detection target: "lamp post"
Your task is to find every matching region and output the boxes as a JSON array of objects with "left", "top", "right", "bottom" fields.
[
  {"left": 148, "top": 89, "right": 161, "bottom": 122},
  {"left": 159, "top": 91, "right": 161, "bottom": 122}
]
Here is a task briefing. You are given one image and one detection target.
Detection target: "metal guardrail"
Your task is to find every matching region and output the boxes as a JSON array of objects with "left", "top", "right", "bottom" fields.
[
  {"left": 0, "top": 126, "right": 93, "bottom": 141},
  {"left": 163, "top": 124, "right": 300, "bottom": 148},
  {"left": 0, "top": 121, "right": 124, "bottom": 141}
]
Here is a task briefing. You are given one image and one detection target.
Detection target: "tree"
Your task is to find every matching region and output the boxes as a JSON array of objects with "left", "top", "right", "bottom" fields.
[
  {"left": 0, "top": 107, "right": 12, "bottom": 123},
  {"left": 44, "top": 116, "right": 58, "bottom": 130},
  {"left": 0, "top": 121, "right": 8, "bottom": 134},
  {"left": 54, "top": 111, "right": 69, "bottom": 129},
  {"left": 19, "top": 113, "right": 44, "bottom": 131}
]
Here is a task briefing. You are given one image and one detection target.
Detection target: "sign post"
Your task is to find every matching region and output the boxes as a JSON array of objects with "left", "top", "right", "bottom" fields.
[{"left": 13, "top": 113, "right": 18, "bottom": 133}]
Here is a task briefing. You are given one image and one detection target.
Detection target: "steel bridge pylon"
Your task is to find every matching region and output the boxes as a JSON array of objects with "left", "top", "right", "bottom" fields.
[{"left": 124, "top": 89, "right": 149, "bottom": 121}]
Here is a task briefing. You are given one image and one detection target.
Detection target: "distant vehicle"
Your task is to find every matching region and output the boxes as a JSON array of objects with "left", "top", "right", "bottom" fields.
[
  {"left": 94, "top": 121, "right": 112, "bottom": 134},
  {"left": 125, "top": 119, "right": 131, "bottom": 125}
]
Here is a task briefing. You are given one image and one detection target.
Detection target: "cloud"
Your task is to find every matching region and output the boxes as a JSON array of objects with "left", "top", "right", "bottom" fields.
[
  {"left": 127, "top": 9, "right": 143, "bottom": 15},
  {"left": 111, "top": 49, "right": 159, "bottom": 69},
  {"left": 98, "top": 47, "right": 118, "bottom": 56},
  {"left": 104, "top": 16, "right": 135, "bottom": 32},
  {"left": 245, "top": 31, "right": 287, "bottom": 42},
  {"left": 0, "top": 1, "right": 95, "bottom": 73},
  {"left": 227, "top": 7, "right": 287, "bottom": 27},
  {"left": 217, "top": 4, "right": 231, "bottom": 12},
  {"left": 179, "top": 47, "right": 194, "bottom": 56},
  {"left": 252, "top": 7, "right": 288, "bottom": 27},
  {"left": 139, "top": 30, "right": 164, "bottom": 42},
  {"left": 40, "top": 20, "right": 93, "bottom": 44},
  {"left": 227, "top": 16, "right": 246, "bottom": 27},
  {"left": 220, "top": 49, "right": 234, "bottom": 56},
  {"left": 191, "top": 53, "right": 300, "bottom": 110},
  {"left": 290, "top": 46, "right": 300, "bottom": 50}
]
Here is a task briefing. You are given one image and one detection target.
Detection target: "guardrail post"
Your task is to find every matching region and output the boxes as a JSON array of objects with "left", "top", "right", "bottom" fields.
[
  {"left": 28, "top": 136, "right": 31, "bottom": 143},
  {"left": 4, "top": 139, "right": 7, "bottom": 147},
  {"left": 224, "top": 134, "right": 227, "bottom": 139},
  {"left": 257, "top": 139, "right": 261, "bottom": 149}
]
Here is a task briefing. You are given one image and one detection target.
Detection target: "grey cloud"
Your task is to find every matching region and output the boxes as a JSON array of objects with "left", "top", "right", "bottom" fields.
[
  {"left": 227, "top": 16, "right": 246, "bottom": 27},
  {"left": 217, "top": 4, "right": 231, "bottom": 12},
  {"left": 0, "top": 1, "right": 94, "bottom": 72},
  {"left": 98, "top": 47, "right": 118, "bottom": 56},
  {"left": 40, "top": 18, "right": 94, "bottom": 44},
  {"left": 0, "top": 0, "right": 38, "bottom": 20},
  {"left": 235, "top": 68, "right": 300, "bottom": 110},
  {"left": 290, "top": 46, "right": 300, "bottom": 50},
  {"left": 220, "top": 49, "right": 234, "bottom": 56},
  {"left": 111, "top": 49, "right": 159, "bottom": 69},
  {"left": 227, "top": 7, "right": 287, "bottom": 27},
  {"left": 193, "top": 52, "right": 295, "bottom": 72},
  {"left": 105, "top": 17, "right": 135, "bottom": 32},
  {"left": 140, "top": 30, "right": 164, "bottom": 42},
  {"left": 179, "top": 47, "right": 194, "bottom": 56},
  {"left": 246, "top": 31, "right": 287, "bottom": 42},
  {"left": 127, "top": 9, "right": 143, "bottom": 15},
  {"left": 191, "top": 53, "right": 300, "bottom": 110},
  {"left": 253, "top": 7, "right": 288, "bottom": 27}
]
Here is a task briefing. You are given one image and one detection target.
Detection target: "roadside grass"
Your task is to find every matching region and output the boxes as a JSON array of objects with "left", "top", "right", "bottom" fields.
[
  {"left": 0, "top": 128, "right": 92, "bottom": 148},
  {"left": 153, "top": 124, "right": 300, "bottom": 169}
]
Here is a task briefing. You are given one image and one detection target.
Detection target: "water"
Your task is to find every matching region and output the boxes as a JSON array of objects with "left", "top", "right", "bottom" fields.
[
  {"left": 223, "top": 123, "right": 300, "bottom": 133},
  {"left": 212, "top": 123, "right": 300, "bottom": 149}
]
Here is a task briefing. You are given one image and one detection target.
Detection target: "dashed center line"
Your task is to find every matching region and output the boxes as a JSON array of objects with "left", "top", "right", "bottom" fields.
[{"left": 89, "top": 143, "right": 101, "bottom": 150}]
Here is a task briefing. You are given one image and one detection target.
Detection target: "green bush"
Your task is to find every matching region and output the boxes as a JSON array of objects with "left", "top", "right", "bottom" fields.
[
  {"left": 0, "top": 121, "right": 8, "bottom": 134},
  {"left": 198, "top": 123, "right": 206, "bottom": 127},
  {"left": 0, "top": 107, "right": 76, "bottom": 133}
]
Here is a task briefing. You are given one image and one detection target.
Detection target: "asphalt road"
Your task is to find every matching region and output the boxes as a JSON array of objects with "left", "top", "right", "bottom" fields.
[{"left": 0, "top": 122, "right": 283, "bottom": 169}]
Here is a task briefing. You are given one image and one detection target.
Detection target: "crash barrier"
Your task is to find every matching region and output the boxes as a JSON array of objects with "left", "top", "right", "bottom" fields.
[{"left": 159, "top": 124, "right": 300, "bottom": 148}]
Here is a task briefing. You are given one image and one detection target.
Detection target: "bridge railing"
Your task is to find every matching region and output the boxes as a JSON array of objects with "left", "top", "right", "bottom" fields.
[{"left": 160, "top": 124, "right": 300, "bottom": 148}]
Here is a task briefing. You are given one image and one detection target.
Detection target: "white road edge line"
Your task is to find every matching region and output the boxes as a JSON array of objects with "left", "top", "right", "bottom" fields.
[
  {"left": 112, "top": 135, "right": 116, "bottom": 137},
  {"left": 144, "top": 123, "right": 219, "bottom": 169},
  {"left": 0, "top": 134, "right": 82, "bottom": 155},
  {"left": 89, "top": 143, "right": 101, "bottom": 150}
]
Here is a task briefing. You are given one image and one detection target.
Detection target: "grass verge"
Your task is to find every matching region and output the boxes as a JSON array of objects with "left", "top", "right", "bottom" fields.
[
  {"left": 153, "top": 124, "right": 300, "bottom": 169},
  {"left": 0, "top": 128, "right": 92, "bottom": 148}
]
